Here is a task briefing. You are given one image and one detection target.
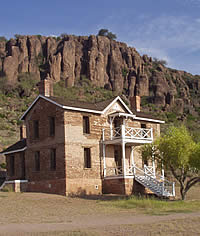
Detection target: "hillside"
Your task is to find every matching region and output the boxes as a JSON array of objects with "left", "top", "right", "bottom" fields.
[{"left": 0, "top": 34, "right": 200, "bottom": 150}]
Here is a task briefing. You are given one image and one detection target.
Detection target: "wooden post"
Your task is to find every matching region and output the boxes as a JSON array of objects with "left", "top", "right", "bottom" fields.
[
  {"left": 121, "top": 124, "right": 125, "bottom": 139},
  {"left": 122, "top": 141, "right": 126, "bottom": 177},
  {"left": 103, "top": 143, "right": 106, "bottom": 177},
  {"left": 152, "top": 146, "right": 156, "bottom": 177},
  {"left": 131, "top": 146, "right": 135, "bottom": 175},
  {"left": 172, "top": 182, "right": 175, "bottom": 197},
  {"left": 110, "top": 117, "right": 113, "bottom": 140}
]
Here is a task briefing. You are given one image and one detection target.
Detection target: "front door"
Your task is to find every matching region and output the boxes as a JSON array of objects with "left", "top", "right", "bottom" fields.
[
  {"left": 114, "top": 146, "right": 122, "bottom": 167},
  {"left": 21, "top": 152, "right": 26, "bottom": 179}
]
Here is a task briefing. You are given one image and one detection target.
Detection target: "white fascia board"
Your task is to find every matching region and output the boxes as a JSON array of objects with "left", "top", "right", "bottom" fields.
[
  {"left": 20, "top": 95, "right": 41, "bottom": 120},
  {"left": 134, "top": 116, "right": 165, "bottom": 124},
  {"left": 102, "top": 96, "right": 133, "bottom": 115},
  {"left": 62, "top": 105, "right": 102, "bottom": 114},
  {"left": 20, "top": 95, "right": 103, "bottom": 120},
  {"left": 1, "top": 147, "right": 27, "bottom": 155},
  {"left": 109, "top": 112, "right": 136, "bottom": 119}
]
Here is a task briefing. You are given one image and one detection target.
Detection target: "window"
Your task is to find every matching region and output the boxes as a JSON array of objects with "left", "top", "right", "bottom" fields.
[
  {"left": 10, "top": 155, "right": 15, "bottom": 176},
  {"left": 50, "top": 149, "right": 56, "bottom": 171},
  {"left": 141, "top": 123, "right": 146, "bottom": 129},
  {"left": 33, "top": 120, "right": 39, "bottom": 139},
  {"left": 49, "top": 117, "right": 55, "bottom": 136},
  {"left": 35, "top": 151, "right": 40, "bottom": 171},
  {"left": 84, "top": 148, "right": 91, "bottom": 168},
  {"left": 83, "top": 116, "right": 90, "bottom": 134}
]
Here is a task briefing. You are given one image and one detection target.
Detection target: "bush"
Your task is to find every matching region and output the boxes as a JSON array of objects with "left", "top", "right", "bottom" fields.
[{"left": 97, "top": 29, "right": 117, "bottom": 40}]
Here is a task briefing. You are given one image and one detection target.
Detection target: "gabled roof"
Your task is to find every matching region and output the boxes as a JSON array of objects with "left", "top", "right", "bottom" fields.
[
  {"left": 20, "top": 95, "right": 132, "bottom": 120},
  {"left": 0, "top": 139, "right": 27, "bottom": 155}
]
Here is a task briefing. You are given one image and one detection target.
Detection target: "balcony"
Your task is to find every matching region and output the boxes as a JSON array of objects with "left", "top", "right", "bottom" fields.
[{"left": 102, "top": 125, "right": 153, "bottom": 144}]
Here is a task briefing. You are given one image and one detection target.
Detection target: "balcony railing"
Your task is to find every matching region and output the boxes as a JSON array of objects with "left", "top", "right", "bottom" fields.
[{"left": 104, "top": 125, "right": 153, "bottom": 141}]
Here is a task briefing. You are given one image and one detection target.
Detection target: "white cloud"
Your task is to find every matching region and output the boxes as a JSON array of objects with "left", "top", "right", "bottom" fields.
[{"left": 125, "top": 14, "right": 200, "bottom": 74}]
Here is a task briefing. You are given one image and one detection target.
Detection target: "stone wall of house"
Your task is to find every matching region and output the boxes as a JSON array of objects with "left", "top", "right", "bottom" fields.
[
  {"left": 102, "top": 178, "right": 147, "bottom": 195},
  {"left": 64, "top": 110, "right": 106, "bottom": 195},
  {"left": 6, "top": 152, "right": 25, "bottom": 180},
  {"left": 24, "top": 98, "right": 66, "bottom": 194}
]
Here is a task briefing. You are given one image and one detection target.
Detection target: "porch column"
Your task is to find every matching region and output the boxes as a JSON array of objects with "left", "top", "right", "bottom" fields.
[
  {"left": 122, "top": 141, "right": 126, "bottom": 177},
  {"left": 103, "top": 143, "right": 106, "bottom": 177},
  {"left": 152, "top": 146, "right": 156, "bottom": 177},
  {"left": 131, "top": 146, "right": 135, "bottom": 175},
  {"left": 109, "top": 117, "right": 113, "bottom": 140}
]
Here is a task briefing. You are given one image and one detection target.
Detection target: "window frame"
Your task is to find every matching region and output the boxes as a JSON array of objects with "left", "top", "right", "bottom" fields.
[
  {"left": 50, "top": 148, "right": 56, "bottom": 171},
  {"left": 83, "top": 116, "right": 90, "bottom": 134},
  {"left": 34, "top": 151, "right": 40, "bottom": 171},
  {"left": 49, "top": 116, "right": 55, "bottom": 137},
  {"left": 84, "top": 148, "right": 91, "bottom": 169},
  {"left": 33, "top": 120, "right": 39, "bottom": 139}
]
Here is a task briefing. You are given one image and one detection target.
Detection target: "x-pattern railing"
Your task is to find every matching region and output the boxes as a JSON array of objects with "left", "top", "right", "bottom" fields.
[
  {"left": 125, "top": 127, "right": 152, "bottom": 139},
  {"left": 113, "top": 127, "right": 121, "bottom": 138},
  {"left": 106, "top": 166, "right": 123, "bottom": 176},
  {"left": 144, "top": 164, "right": 155, "bottom": 177}
]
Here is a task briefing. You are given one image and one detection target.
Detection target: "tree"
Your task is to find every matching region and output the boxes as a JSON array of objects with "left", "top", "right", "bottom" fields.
[
  {"left": 155, "top": 126, "right": 200, "bottom": 200},
  {"left": 153, "top": 57, "right": 167, "bottom": 66},
  {"left": 97, "top": 29, "right": 117, "bottom": 40}
]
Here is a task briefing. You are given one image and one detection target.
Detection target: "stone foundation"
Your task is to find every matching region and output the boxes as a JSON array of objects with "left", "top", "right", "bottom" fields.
[
  {"left": 66, "top": 178, "right": 102, "bottom": 196},
  {"left": 102, "top": 177, "right": 147, "bottom": 195},
  {"left": 3, "top": 180, "right": 28, "bottom": 192},
  {"left": 27, "top": 178, "right": 66, "bottom": 195}
]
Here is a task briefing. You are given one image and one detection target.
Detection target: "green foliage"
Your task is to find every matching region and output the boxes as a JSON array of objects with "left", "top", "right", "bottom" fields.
[
  {"left": 152, "top": 57, "right": 167, "bottom": 66},
  {"left": 0, "top": 36, "right": 7, "bottom": 42},
  {"left": 166, "top": 112, "right": 177, "bottom": 123},
  {"left": 54, "top": 76, "right": 114, "bottom": 103},
  {"left": 17, "top": 73, "right": 38, "bottom": 97},
  {"left": 141, "top": 143, "right": 154, "bottom": 162},
  {"left": 155, "top": 125, "right": 200, "bottom": 200},
  {"left": 97, "top": 29, "right": 117, "bottom": 40},
  {"left": 60, "top": 33, "right": 68, "bottom": 38},
  {"left": 122, "top": 68, "right": 128, "bottom": 78},
  {"left": 0, "top": 162, "right": 6, "bottom": 169},
  {"left": 102, "top": 196, "right": 200, "bottom": 214}
]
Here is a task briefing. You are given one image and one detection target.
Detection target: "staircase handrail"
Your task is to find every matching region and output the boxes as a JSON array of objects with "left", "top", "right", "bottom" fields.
[{"left": 133, "top": 165, "right": 175, "bottom": 196}]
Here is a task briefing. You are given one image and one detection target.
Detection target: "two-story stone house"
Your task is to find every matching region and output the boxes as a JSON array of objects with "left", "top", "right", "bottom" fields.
[{"left": 1, "top": 79, "right": 175, "bottom": 197}]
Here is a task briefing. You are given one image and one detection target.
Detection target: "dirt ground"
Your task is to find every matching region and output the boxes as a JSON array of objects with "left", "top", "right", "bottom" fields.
[{"left": 0, "top": 189, "right": 200, "bottom": 236}]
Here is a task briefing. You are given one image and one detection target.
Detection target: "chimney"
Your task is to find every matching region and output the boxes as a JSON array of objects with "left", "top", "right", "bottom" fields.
[
  {"left": 38, "top": 74, "right": 53, "bottom": 97},
  {"left": 20, "top": 123, "right": 26, "bottom": 140},
  {"left": 130, "top": 96, "right": 141, "bottom": 112}
]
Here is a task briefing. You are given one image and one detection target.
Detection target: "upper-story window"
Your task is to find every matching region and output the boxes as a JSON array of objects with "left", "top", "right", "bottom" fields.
[
  {"left": 141, "top": 123, "right": 146, "bottom": 129},
  {"left": 83, "top": 116, "right": 90, "bottom": 134},
  {"left": 33, "top": 120, "right": 39, "bottom": 139},
  {"left": 49, "top": 117, "right": 55, "bottom": 136}
]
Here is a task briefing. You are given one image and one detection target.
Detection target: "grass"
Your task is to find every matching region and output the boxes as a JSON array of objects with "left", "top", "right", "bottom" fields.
[
  {"left": 101, "top": 195, "right": 200, "bottom": 215},
  {"left": 0, "top": 191, "right": 199, "bottom": 236}
]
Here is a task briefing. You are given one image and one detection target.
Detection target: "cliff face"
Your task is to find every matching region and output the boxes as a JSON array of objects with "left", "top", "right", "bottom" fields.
[{"left": 0, "top": 35, "right": 200, "bottom": 115}]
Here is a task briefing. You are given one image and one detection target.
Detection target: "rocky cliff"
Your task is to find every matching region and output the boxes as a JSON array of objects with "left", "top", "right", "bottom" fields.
[{"left": 0, "top": 34, "right": 200, "bottom": 116}]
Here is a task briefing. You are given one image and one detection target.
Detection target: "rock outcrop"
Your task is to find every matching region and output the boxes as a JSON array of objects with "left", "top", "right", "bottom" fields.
[{"left": 0, "top": 34, "right": 199, "bottom": 115}]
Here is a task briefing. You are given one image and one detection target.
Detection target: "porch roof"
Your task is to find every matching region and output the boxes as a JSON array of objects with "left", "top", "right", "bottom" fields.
[
  {"left": 0, "top": 139, "right": 27, "bottom": 155},
  {"left": 109, "top": 112, "right": 165, "bottom": 124}
]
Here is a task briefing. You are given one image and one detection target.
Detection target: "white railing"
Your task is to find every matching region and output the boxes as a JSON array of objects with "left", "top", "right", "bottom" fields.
[
  {"left": 111, "top": 126, "right": 153, "bottom": 141},
  {"left": 105, "top": 166, "right": 123, "bottom": 176},
  {"left": 144, "top": 164, "right": 155, "bottom": 177},
  {"left": 133, "top": 165, "right": 175, "bottom": 197},
  {"left": 125, "top": 127, "right": 152, "bottom": 140},
  {"left": 104, "top": 164, "right": 175, "bottom": 197}
]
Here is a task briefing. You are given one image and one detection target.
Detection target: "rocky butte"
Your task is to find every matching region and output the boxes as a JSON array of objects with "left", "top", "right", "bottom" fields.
[{"left": 0, "top": 34, "right": 200, "bottom": 126}]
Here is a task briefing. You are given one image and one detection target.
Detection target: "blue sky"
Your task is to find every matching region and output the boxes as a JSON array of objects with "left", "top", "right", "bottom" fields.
[{"left": 1, "top": 0, "right": 200, "bottom": 75}]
